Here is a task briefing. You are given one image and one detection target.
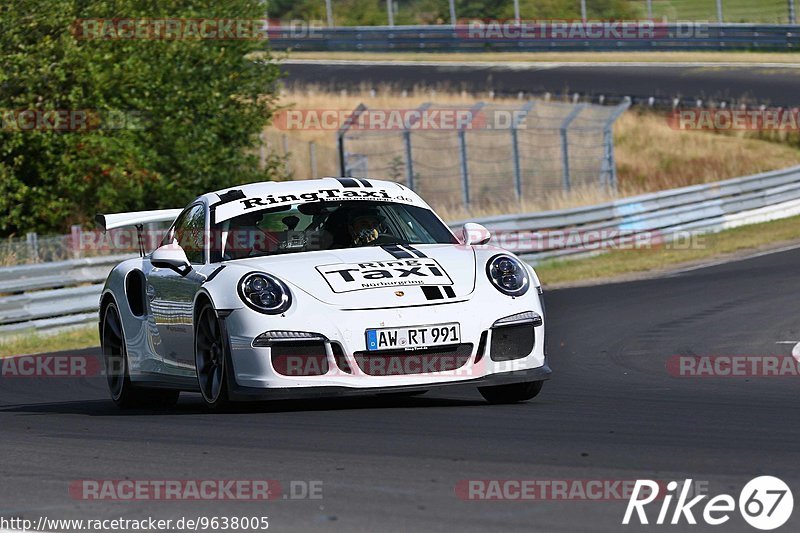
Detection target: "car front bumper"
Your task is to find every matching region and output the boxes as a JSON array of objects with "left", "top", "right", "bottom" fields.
[{"left": 222, "top": 293, "right": 548, "bottom": 396}]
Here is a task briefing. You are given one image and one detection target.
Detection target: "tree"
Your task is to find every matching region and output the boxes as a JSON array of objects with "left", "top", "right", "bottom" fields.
[{"left": 0, "top": 0, "right": 284, "bottom": 236}]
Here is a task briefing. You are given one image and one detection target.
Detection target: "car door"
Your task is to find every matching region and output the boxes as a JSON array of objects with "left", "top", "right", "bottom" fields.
[{"left": 146, "top": 203, "right": 208, "bottom": 376}]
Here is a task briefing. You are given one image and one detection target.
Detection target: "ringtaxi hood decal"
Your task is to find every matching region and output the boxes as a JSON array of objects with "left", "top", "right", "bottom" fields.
[
  {"left": 316, "top": 257, "right": 454, "bottom": 293},
  {"left": 215, "top": 187, "right": 421, "bottom": 223},
  {"left": 233, "top": 244, "right": 476, "bottom": 309}
]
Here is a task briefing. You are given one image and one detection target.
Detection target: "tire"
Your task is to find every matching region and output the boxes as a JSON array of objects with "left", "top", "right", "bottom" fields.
[
  {"left": 478, "top": 380, "right": 544, "bottom": 404},
  {"left": 102, "top": 302, "right": 180, "bottom": 409},
  {"left": 195, "top": 302, "right": 230, "bottom": 410}
]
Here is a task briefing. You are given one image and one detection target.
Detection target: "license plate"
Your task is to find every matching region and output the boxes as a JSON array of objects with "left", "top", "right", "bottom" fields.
[{"left": 366, "top": 323, "right": 461, "bottom": 351}]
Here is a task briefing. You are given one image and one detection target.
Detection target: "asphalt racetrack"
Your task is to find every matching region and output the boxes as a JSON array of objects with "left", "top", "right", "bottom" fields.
[
  {"left": 282, "top": 60, "right": 800, "bottom": 107},
  {"left": 2, "top": 247, "right": 800, "bottom": 532}
]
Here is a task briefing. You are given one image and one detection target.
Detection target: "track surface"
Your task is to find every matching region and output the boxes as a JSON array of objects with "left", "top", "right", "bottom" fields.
[
  {"left": 2, "top": 248, "right": 800, "bottom": 532},
  {"left": 282, "top": 61, "right": 800, "bottom": 107}
]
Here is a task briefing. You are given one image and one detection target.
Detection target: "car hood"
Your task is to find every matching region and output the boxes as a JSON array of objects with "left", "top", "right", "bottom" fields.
[{"left": 229, "top": 244, "right": 476, "bottom": 309}]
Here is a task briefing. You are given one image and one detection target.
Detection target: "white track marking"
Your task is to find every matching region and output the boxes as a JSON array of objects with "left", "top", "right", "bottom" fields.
[{"left": 283, "top": 59, "right": 800, "bottom": 69}]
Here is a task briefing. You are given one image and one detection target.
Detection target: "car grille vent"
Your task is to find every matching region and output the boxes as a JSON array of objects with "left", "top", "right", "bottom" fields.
[
  {"left": 271, "top": 341, "right": 329, "bottom": 376},
  {"left": 489, "top": 324, "right": 535, "bottom": 362}
]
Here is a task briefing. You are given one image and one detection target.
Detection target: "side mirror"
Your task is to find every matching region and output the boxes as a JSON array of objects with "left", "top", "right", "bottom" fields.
[
  {"left": 151, "top": 244, "right": 191, "bottom": 276},
  {"left": 463, "top": 223, "right": 492, "bottom": 246}
]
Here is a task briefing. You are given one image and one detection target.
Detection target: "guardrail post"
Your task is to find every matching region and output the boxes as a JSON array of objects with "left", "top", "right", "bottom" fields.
[
  {"left": 559, "top": 104, "right": 587, "bottom": 192},
  {"left": 716, "top": 0, "right": 724, "bottom": 22},
  {"left": 26, "top": 232, "right": 39, "bottom": 263},
  {"left": 403, "top": 103, "right": 431, "bottom": 192},
  {"left": 511, "top": 101, "right": 535, "bottom": 202},
  {"left": 458, "top": 103, "right": 485, "bottom": 207},
  {"left": 790, "top": 0, "right": 796, "bottom": 24},
  {"left": 70, "top": 225, "right": 83, "bottom": 259},
  {"left": 337, "top": 103, "right": 368, "bottom": 176}
]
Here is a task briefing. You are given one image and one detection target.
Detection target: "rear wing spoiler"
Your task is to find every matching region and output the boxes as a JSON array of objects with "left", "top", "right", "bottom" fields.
[{"left": 95, "top": 208, "right": 183, "bottom": 256}]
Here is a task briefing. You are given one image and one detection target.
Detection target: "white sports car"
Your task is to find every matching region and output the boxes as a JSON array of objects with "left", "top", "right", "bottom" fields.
[{"left": 97, "top": 177, "right": 550, "bottom": 409}]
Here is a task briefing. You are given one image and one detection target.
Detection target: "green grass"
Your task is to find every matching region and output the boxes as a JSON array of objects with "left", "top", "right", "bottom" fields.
[
  {"left": 287, "top": 50, "right": 800, "bottom": 64},
  {"left": 650, "top": 0, "right": 790, "bottom": 23},
  {"left": 0, "top": 325, "right": 98, "bottom": 358},
  {"left": 536, "top": 214, "right": 800, "bottom": 285}
]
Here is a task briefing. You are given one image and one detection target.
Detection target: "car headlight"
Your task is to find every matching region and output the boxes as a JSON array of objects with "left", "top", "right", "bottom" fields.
[
  {"left": 238, "top": 272, "right": 292, "bottom": 314},
  {"left": 486, "top": 254, "right": 530, "bottom": 297}
]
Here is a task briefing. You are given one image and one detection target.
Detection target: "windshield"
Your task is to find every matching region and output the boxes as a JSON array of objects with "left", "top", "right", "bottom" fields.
[{"left": 212, "top": 201, "right": 457, "bottom": 261}]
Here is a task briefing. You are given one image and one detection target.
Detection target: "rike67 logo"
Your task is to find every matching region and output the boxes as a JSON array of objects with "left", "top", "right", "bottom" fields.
[{"left": 623, "top": 477, "right": 794, "bottom": 530}]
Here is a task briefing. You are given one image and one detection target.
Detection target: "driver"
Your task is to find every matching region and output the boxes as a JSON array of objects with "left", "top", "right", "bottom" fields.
[
  {"left": 347, "top": 207, "right": 384, "bottom": 246},
  {"left": 226, "top": 211, "right": 273, "bottom": 259}
]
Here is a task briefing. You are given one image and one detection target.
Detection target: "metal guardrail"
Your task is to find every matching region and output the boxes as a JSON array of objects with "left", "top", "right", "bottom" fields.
[
  {"left": 3, "top": 164, "right": 800, "bottom": 335},
  {"left": 0, "top": 255, "right": 131, "bottom": 335},
  {"left": 269, "top": 23, "right": 800, "bottom": 52},
  {"left": 454, "top": 164, "right": 800, "bottom": 263}
]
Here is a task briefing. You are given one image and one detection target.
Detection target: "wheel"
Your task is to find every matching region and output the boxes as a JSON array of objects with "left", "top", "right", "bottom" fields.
[
  {"left": 478, "top": 381, "right": 544, "bottom": 404},
  {"left": 195, "top": 303, "right": 230, "bottom": 410},
  {"left": 102, "top": 302, "right": 180, "bottom": 409}
]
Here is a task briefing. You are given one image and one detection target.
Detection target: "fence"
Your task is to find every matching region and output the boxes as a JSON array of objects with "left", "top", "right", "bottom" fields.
[
  {"left": 3, "top": 164, "right": 800, "bottom": 335},
  {"left": 267, "top": 23, "right": 800, "bottom": 52},
  {"left": 337, "top": 99, "right": 630, "bottom": 211},
  {"left": 278, "top": 1, "right": 797, "bottom": 27},
  {"left": 0, "top": 223, "right": 171, "bottom": 268}
]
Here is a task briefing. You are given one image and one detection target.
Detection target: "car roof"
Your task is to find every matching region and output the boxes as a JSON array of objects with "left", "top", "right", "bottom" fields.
[
  {"left": 202, "top": 177, "right": 419, "bottom": 204},
  {"left": 201, "top": 177, "right": 433, "bottom": 223}
]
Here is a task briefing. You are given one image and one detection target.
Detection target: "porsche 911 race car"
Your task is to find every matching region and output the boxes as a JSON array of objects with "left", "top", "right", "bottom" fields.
[{"left": 97, "top": 177, "right": 550, "bottom": 409}]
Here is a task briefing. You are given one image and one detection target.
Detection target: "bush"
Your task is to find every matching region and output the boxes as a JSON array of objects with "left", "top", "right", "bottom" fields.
[{"left": 0, "top": 0, "right": 284, "bottom": 236}]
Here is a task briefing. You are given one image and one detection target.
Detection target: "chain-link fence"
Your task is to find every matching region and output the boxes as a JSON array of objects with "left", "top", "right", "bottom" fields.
[
  {"left": 299, "top": 1, "right": 797, "bottom": 27},
  {"left": 0, "top": 223, "right": 174, "bottom": 267},
  {"left": 338, "top": 99, "right": 630, "bottom": 212},
  {"left": 635, "top": 0, "right": 794, "bottom": 24}
]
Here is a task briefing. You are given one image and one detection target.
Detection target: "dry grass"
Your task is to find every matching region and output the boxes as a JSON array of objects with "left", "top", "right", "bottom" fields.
[
  {"left": 287, "top": 51, "right": 800, "bottom": 64},
  {"left": 266, "top": 87, "right": 800, "bottom": 218},
  {"left": 614, "top": 110, "right": 800, "bottom": 195}
]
